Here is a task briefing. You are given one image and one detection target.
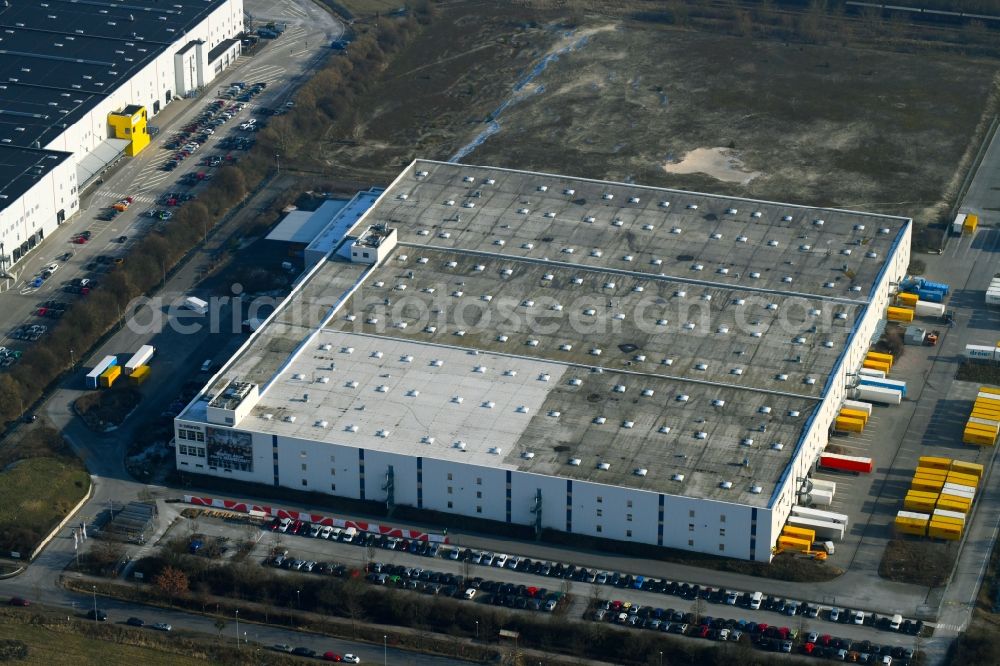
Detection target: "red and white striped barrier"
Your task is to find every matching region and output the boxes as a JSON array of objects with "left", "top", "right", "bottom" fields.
[{"left": 183, "top": 495, "right": 449, "bottom": 543}]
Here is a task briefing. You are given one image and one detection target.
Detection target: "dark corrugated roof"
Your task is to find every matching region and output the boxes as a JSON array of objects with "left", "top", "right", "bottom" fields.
[
  {"left": 0, "top": 145, "right": 73, "bottom": 213},
  {"left": 0, "top": 0, "right": 231, "bottom": 148}
]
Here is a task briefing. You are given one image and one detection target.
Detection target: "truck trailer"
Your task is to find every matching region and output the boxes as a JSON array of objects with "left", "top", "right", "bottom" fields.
[
  {"left": 856, "top": 384, "right": 902, "bottom": 405},
  {"left": 124, "top": 345, "right": 155, "bottom": 375},
  {"left": 85, "top": 355, "right": 118, "bottom": 389}
]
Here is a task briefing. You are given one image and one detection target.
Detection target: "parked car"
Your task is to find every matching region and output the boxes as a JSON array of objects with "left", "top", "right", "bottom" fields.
[
  {"left": 86, "top": 609, "right": 108, "bottom": 621},
  {"left": 8, "top": 597, "right": 29, "bottom": 607},
  {"left": 152, "top": 622, "right": 172, "bottom": 631},
  {"left": 126, "top": 617, "right": 145, "bottom": 627}
]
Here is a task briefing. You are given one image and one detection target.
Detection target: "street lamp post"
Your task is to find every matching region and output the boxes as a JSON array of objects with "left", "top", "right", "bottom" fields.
[
  {"left": 235, "top": 609, "right": 240, "bottom": 648},
  {"left": 91, "top": 585, "right": 97, "bottom": 623},
  {"left": 296, "top": 589, "right": 300, "bottom": 609},
  {"left": 383, "top": 634, "right": 387, "bottom": 666},
  {"left": 275, "top": 153, "right": 280, "bottom": 175},
  {"left": 69, "top": 349, "right": 75, "bottom": 367},
  {"left": 475, "top": 620, "right": 479, "bottom": 640}
]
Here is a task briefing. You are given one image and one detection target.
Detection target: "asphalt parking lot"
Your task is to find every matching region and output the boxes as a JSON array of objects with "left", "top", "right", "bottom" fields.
[{"left": 152, "top": 508, "right": 924, "bottom": 657}]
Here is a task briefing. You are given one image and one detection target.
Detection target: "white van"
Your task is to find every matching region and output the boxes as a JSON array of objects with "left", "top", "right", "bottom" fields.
[
  {"left": 889, "top": 613, "right": 903, "bottom": 631},
  {"left": 749, "top": 591, "right": 763, "bottom": 610}
]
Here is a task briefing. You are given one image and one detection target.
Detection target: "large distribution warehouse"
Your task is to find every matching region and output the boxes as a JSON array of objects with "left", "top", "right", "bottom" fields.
[
  {"left": 0, "top": 0, "right": 243, "bottom": 273},
  {"left": 175, "top": 159, "right": 911, "bottom": 561}
]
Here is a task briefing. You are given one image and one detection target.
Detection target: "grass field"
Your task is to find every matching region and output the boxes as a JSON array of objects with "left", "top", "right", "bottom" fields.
[
  {"left": 0, "top": 457, "right": 89, "bottom": 536},
  {"left": 0, "top": 615, "right": 206, "bottom": 666},
  {"left": 321, "top": 2, "right": 997, "bottom": 225}
]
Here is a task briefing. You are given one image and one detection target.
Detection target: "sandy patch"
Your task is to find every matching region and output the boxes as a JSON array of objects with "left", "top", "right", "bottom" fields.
[{"left": 663, "top": 147, "right": 763, "bottom": 185}]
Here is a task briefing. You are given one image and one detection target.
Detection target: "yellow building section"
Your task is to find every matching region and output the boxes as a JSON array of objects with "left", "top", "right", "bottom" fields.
[{"left": 108, "top": 104, "right": 150, "bottom": 156}]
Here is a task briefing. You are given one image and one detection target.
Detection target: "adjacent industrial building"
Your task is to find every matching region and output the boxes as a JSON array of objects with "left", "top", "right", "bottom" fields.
[
  {"left": 175, "top": 159, "right": 911, "bottom": 561},
  {"left": 0, "top": 0, "right": 244, "bottom": 273}
]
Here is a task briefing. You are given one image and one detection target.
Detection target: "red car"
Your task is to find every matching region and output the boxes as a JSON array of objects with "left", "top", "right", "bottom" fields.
[
  {"left": 8, "top": 597, "right": 29, "bottom": 607},
  {"left": 696, "top": 625, "right": 710, "bottom": 638},
  {"left": 73, "top": 236, "right": 88, "bottom": 244},
  {"left": 802, "top": 642, "right": 815, "bottom": 655},
  {"left": 323, "top": 653, "right": 343, "bottom": 662}
]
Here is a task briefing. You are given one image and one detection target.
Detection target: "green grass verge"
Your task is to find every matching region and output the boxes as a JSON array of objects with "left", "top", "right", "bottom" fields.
[
  {"left": 0, "top": 457, "right": 89, "bottom": 553},
  {"left": 0, "top": 614, "right": 206, "bottom": 666}
]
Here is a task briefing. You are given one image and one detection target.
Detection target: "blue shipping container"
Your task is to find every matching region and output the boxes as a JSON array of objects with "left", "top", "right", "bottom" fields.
[{"left": 916, "top": 288, "right": 944, "bottom": 303}]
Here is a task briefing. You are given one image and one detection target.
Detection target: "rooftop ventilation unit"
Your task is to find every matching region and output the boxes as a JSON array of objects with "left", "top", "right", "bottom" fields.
[
  {"left": 564, "top": 188, "right": 576, "bottom": 195},
  {"left": 788, "top": 410, "right": 800, "bottom": 417},
  {"left": 695, "top": 431, "right": 708, "bottom": 439},
  {"left": 572, "top": 277, "right": 584, "bottom": 285},
  {"left": 346, "top": 424, "right": 359, "bottom": 432},
  {"left": 622, "top": 420, "right": 634, "bottom": 429},
  {"left": 593, "top": 416, "right": 607, "bottom": 425},
  {"left": 539, "top": 373, "right": 550, "bottom": 382},
  {"left": 346, "top": 380, "right": 359, "bottom": 388},
  {"left": 568, "top": 378, "right": 582, "bottom": 386},
  {"left": 376, "top": 429, "right": 391, "bottom": 438},
  {"left": 813, "top": 219, "right": 825, "bottom": 226},
  {"left": 569, "top": 458, "right": 582, "bottom": 466},
  {"left": 597, "top": 461, "right": 611, "bottom": 470},
  {"left": 712, "top": 399, "right": 726, "bottom": 407},
  {"left": 759, "top": 406, "right": 772, "bottom": 414},
  {"left": 376, "top": 385, "right": 389, "bottom": 393},
  {"left": 504, "top": 369, "right": 517, "bottom": 377},
  {"left": 603, "top": 193, "right": 614, "bottom": 200},
  {"left": 560, "top": 343, "right": 573, "bottom": 351},
  {"left": 658, "top": 425, "right": 671, "bottom": 434},
  {"left": 516, "top": 405, "right": 529, "bottom": 414},
  {"left": 643, "top": 224, "right": 655, "bottom": 231},
  {"left": 720, "top": 481, "right": 733, "bottom": 489},
  {"left": 694, "top": 362, "right": 707, "bottom": 370},
  {"left": 407, "top": 389, "right": 420, "bottom": 397},
  {"left": 424, "top": 325, "right": 437, "bottom": 333},
  {"left": 672, "top": 473, "right": 685, "bottom": 481},
  {"left": 283, "top": 415, "right": 296, "bottom": 423},
  {"left": 537, "top": 185, "right": 548, "bottom": 192},
  {"left": 262, "top": 413, "right": 273, "bottom": 421},
  {"left": 750, "top": 272, "right": 761, "bottom": 279},
  {"left": 677, "top": 394, "right": 689, "bottom": 402},
  {"left": 482, "top": 400, "right": 495, "bottom": 409},
  {"left": 590, "top": 348, "right": 602, "bottom": 356},
  {"left": 454, "top": 441, "right": 467, "bottom": 450},
  {"left": 613, "top": 220, "right": 624, "bottom": 228},
  {"left": 421, "top": 436, "right": 435, "bottom": 444},
  {"left": 522, "top": 451, "right": 535, "bottom": 459},
  {"left": 451, "top": 396, "right": 464, "bottom": 404},
  {"left": 671, "top": 227, "right": 682, "bottom": 234},
  {"left": 750, "top": 485, "right": 763, "bottom": 494},
  {"left": 731, "top": 367, "right": 743, "bottom": 375},
  {"left": 742, "top": 438, "right": 754, "bottom": 446},
  {"left": 317, "top": 377, "right": 330, "bottom": 384},
  {"left": 726, "top": 208, "right": 738, "bottom": 214},
  {"left": 687, "top": 203, "right": 698, "bottom": 210},
  {"left": 711, "top": 233, "right": 722, "bottom": 240},
  {"left": 771, "top": 442, "right": 784, "bottom": 450},
  {"left": 752, "top": 211, "right": 763, "bottom": 218},
  {"left": 474, "top": 365, "right": 486, "bottom": 373},
  {"left": 527, "top": 339, "right": 539, "bottom": 347},
  {"left": 776, "top": 374, "right": 788, "bottom": 381},
  {"left": 634, "top": 468, "right": 648, "bottom": 477},
  {"left": 489, "top": 446, "right": 503, "bottom": 455}
]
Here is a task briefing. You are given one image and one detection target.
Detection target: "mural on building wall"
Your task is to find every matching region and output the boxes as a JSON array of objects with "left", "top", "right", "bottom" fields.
[{"left": 206, "top": 427, "right": 253, "bottom": 472}]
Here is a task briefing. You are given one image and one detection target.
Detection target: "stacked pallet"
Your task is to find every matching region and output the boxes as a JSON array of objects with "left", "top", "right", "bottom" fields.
[
  {"left": 894, "top": 457, "right": 983, "bottom": 540},
  {"left": 965, "top": 387, "right": 1000, "bottom": 446}
]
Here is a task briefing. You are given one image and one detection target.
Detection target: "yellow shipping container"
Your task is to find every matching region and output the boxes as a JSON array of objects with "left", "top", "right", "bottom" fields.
[
  {"left": 835, "top": 416, "right": 865, "bottom": 433},
  {"left": 946, "top": 472, "right": 979, "bottom": 487},
  {"left": 777, "top": 535, "right": 812, "bottom": 552},
  {"left": 937, "top": 499, "right": 971, "bottom": 514},
  {"left": 964, "top": 435, "right": 997, "bottom": 447},
  {"left": 964, "top": 422, "right": 999, "bottom": 435},
  {"left": 99, "top": 365, "right": 121, "bottom": 388},
  {"left": 897, "top": 292, "right": 919, "bottom": 307},
  {"left": 928, "top": 522, "right": 962, "bottom": 540},
  {"left": 950, "top": 461, "right": 984, "bottom": 479},
  {"left": 930, "top": 515, "right": 965, "bottom": 527},
  {"left": 839, "top": 408, "right": 869, "bottom": 424},
  {"left": 887, "top": 307, "right": 915, "bottom": 322},
  {"left": 862, "top": 358, "right": 891, "bottom": 372},
  {"left": 867, "top": 351, "right": 895, "bottom": 366},
  {"left": 964, "top": 214, "right": 979, "bottom": 233},
  {"left": 910, "top": 478, "right": 944, "bottom": 492},
  {"left": 904, "top": 498, "right": 937, "bottom": 512},
  {"left": 918, "top": 456, "right": 952, "bottom": 470},
  {"left": 896, "top": 523, "right": 928, "bottom": 536},
  {"left": 781, "top": 526, "right": 816, "bottom": 542},
  {"left": 980, "top": 386, "right": 1000, "bottom": 396},
  {"left": 915, "top": 466, "right": 948, "bottom": 478}
]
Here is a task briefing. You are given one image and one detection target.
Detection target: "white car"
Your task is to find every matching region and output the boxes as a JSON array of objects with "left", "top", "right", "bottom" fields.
[
  {"left": 725, "top": 591, "right": 739, "bottom": 605},
  {"left": 829, "top": 607, "right": 841, "bottom": 622},
  {"left": 480, "top": 552, "right": 494, "bottom": 567},
  {"left": 464, "top": 588, "right": 477, "bottom": 600},
  {"left": 343, "top": 655, "right": 361, "bottom": 664},
  {"left": 494, "top": 553, "right": 509, "bottom": 568},
  {"left": 852, "top": 610, "right": 865, "bottom": 625},
  {"left": 320, "top": 525, "right": 334, "bottom": 539},
  {"left": 44, "top": 263, "right": 59, "bottom": 274},
  {"left": 309, "top": 524, "right": 322, "bottom": 538}
]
